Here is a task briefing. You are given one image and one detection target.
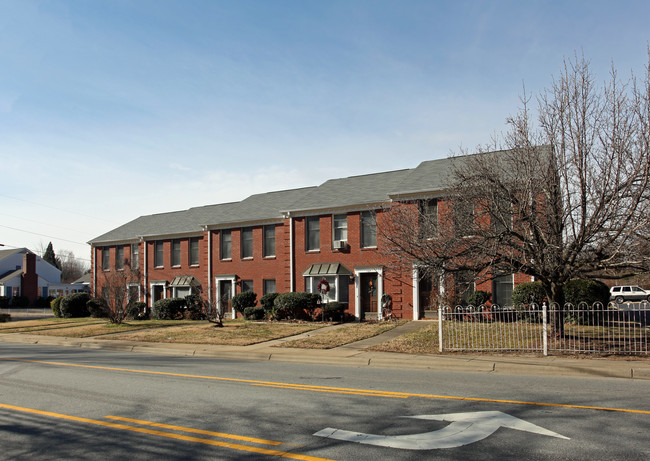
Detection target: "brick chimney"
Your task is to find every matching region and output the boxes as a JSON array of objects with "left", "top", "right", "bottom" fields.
[{"left": 21, "top": 253, "right": 38, "bottom": 304}]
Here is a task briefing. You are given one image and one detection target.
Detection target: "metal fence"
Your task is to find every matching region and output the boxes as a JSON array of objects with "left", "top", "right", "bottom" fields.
[
  {"left": 438, "top": 302, "right": 650, "bottom": 356},
  {"left": 0, "top": 307, "right": 53, "bottom": 318}
]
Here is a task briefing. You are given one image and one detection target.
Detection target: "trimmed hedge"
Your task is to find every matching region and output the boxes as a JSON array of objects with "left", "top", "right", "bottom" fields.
[
  {"left": 511, "top": 281, "right": 546, "bottom": 307},
  {"left": 0, "top": 296, "right": 9, "bottom": 308},
  {"left": 152, "top": 297, "right": 185, "bottom": 320},
  {"left": 564, "top": 279, "right": 610, "bottom": 307},
  {"left": 127, "top": 301, "right": 148, "bottom": 320},
  {"left": 272, "top": 292, "right": 320, "bottom": 320},
  {"left": 182, "top": 295, "right": 206, "bottom": 320},
  {"left": 51, "top": 296, "right": 64, "bottom": 318},
  {"left": 10, "top": 296, "right": 29, "bottom": 308},
  {"left": 462, "top": 290, "right": 491, "bottom": 307},
  {"left": 87, "top": 298, "right": 108, "bottom": 318},
  {"left": 232, "top": 291, "right": 257, "bottom": 314},
  {"left": 60, "top": 292, "right": 91, "bottom": 318},
  {"left": 260, "top": 292, "right": 279, "bottom": 317},
  {"left": 244, "top": 306, "right": 265, "bottom": 320},
  {"left": 322, "top": 302, "right": 346, "bottom": 322}
]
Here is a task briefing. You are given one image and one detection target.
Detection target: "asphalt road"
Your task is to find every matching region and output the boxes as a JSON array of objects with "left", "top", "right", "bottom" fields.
[{"left": 0, "top": 344, "right": 649, "bottom": 460}]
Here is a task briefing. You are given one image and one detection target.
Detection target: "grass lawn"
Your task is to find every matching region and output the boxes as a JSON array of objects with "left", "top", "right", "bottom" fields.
[
  {"left": 276, "top": 320, "right": 408, "bottom": 349},
  {"left": 106, "top": 321, "right": 324, "bottom": 346},
  {"left": 368, "top": 322, "right": 438, "bottom": 354}
]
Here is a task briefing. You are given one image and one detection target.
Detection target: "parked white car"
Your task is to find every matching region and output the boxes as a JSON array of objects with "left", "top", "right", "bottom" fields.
[{"left": 610, "top": 285, "right": 650, "bottom": 303}]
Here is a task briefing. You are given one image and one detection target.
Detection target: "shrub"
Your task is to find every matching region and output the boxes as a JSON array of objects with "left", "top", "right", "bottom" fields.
[
  {"left": 272, "top": 292, "right": 320, "bottom": 320},
  {"left": 260, "top": 292, "right": 279, "bottom": 318},
  {"left": 0, "top": 313, "right": 10, "bottom": 322},
  {"left": 232, "top": 291, "right": 257, "bottom": 315},
  {"left": 0, "top": 296, "right": 9, "bottom": 308},
  {"left": 35, "top": 296, "right": 55, "bottom": 308},
  {"left": 127, "top": 301, "right": 148, "bottom": 320},
  {"left": 511, "top": 281, "right": 546, "bottom": 307},
  {"left": 60, "top": 292, "right": 91, "bottom": 318},
  {"left": 152, "top": 298, "right": 185, "bottom": 320},
  {"left": 564, "top": 279, "right": 610, "bottom": 324},
  {"left": 87, "top": 298, "right": 108, "bottom": 318},
  {"left": 182, "top": 295, "right": 206, "bottom": 320},
  {"left": 244, "top": 306, "right": 265, "bottom": 320},
  {"left": 322, "top": 302, "right": 346, "bottom": 322},
  {"left": 10, "top": 296, "right": 29, "bottom": 308},
  {"left": 51, "top": 296, "right": 64, "bottom": 318},
  {"left": 462, "top": 290, "right": 491, "bottom": 307}
]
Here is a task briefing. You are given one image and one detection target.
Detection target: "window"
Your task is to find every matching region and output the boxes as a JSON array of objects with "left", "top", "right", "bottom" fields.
[
  {"left": 491, "top": 196, "right": 512, "bottom": 234},
  {"left": 306, "top": 217, "right": 320, "bottom": 251},
  {"left": 493, "top": 274, "right": 514, "bottom": 307},
  {"left": 455, "top": 270, "right": 475, "bottom": 304},
  {"left": 263, "top": 225, "right": 276, "bottom": 258},
  {"left": 263, "top": 279, "right": 276, "bottom": 295},
  {"left": 174, "top": 286, "right": 191, "bottom": 298},
  {"left": 131, "top": 243, "right": 139, "bottom": 269},
  {"left": 102, "top": 247, "right": 110, "bottom": 271},
  {"left": 419, "top": 199, "right": 438, "bottom": 238},
  {"left": 127, "top": 283, "right": 140, "bottom": 303},
  {"left": 360, "top": 211, "right": 377, "bottom": 248},
  {"left": 154, "top": 241, "right": 164, "bottom": 268},
  {"left": 189, "top": 238, "right": 199, "bottom": 266},
  {"left": 333, "top": 214, "right": 347, "bottom": 243},
  {"left": 242, "top": 280, "right": 254, "bottom": 293},
  {"left": 151, "top": 283, "right": 165, "bottom": 306},
  {"left": 115, "top": 246, "right": 124, "bottom": 270},
  {"left": 241, "top": 227, "right": 253, "bottom": 259},
  {"left": 171, "top": 239, "right": 181, "bottom": 267},
  {"left": 221, "top": 230, "right": 232, "bottom": 260},
  {"left": 306, "top": 275, "right": 350, "bottom": 303},
  {"left": 454, "top": 199, "right": 474, "bottom": 237}
]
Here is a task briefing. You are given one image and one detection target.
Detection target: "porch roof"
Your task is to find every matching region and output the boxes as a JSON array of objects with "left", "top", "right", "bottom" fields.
[{"left": 302, "top": 263, "right": 353, "bottom": 277}]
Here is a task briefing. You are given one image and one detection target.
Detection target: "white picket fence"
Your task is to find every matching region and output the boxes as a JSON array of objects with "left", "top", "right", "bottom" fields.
[{"left": 438, "top": 302, "right": 650, "bottom": 356}]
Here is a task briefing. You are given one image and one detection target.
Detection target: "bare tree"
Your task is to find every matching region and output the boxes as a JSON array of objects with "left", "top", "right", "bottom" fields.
[
  {"left": 379, "top": 52, "right": 650, "bottom": 336},
  {"left": 98, "top": 266, "right": 142, "bottom": 324},
  {"left": 57, "top": 249, "right": 90, "bottom": 283}
]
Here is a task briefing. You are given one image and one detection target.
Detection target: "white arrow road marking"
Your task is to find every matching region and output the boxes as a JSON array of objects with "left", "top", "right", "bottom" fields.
[{"left": 314, "top": 411, "right": 569, "bottom": 450}]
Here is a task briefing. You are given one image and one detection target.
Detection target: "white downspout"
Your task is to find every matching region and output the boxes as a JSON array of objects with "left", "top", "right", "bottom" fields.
[
  {"left": 207, "top": 228, "right": 212, "bottom": 305},
  {"left": 143, "top": 238, "right": 148, "bottom": 307},
  {"left": 289, "top": 213, "right": 294, "bottom": 292}
]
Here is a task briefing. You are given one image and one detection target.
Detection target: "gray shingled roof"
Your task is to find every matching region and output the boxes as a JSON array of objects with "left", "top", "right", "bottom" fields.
[
  {"left": 0, "top": 247, "right": 31, "bottom": 262},
  {"left": 282, "top": 169, "right": 413, "bottom": 213},
  {"left": 388, "top": 155, "right": 460, "bottom": 197}
]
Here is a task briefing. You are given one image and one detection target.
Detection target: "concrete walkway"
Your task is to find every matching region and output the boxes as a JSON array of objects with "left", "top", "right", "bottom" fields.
[{"left": 1, "top": 320, "right": 649, "bottom": 381}]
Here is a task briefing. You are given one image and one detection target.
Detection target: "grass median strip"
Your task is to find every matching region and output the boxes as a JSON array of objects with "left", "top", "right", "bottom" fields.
[{"left": 276, "top": 320, "right": 407, "bottom": 349}]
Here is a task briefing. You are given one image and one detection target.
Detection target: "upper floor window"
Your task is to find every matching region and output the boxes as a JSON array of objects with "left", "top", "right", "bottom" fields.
[
  {"left": 241, "top": 227, "right": 253, "bottom": 259},
  {"left": 189, "top": 238, "right": 199, "bottom": 266},
  {"left": 115, "top": 246, "right": 124, "bottom": 270},
  {"left": 154, "top": 241, "right": 164, "bottom": 268},
  {"left": 360, "top": 211, "right": 377, "bottom": 248},
  {"left": 419, "top": 199, "right": 438, "bottom": 238},
  {"left": 131, "top": 243, "right": 139, "bottom": 269},
  {"left": 333, "top": 214, "right": 347, "bottom": 243},
  {"left": 454, "top": 199, "right": 474, "bottom": 237},
  {"left": 491, "top": 196, "right": 513, "bottom": 234},
  {"left": 221, "top": 230, "right": 232, "bottom": 260},
  {"left": 263, "top": 225, "right": 276, "bottom": 258},
  {"left": 171, "top": 240, "right": 181, "bottom": 267},
  {"left": 101, "top": 247, "right": 110, "bottom": 271},
  {"left": 306, "top": 217, "right": 320, "bottom": 251}
]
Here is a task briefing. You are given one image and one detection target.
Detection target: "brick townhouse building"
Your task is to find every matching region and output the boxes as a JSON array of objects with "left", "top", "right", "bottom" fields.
[{"left": 89, "top": 152, "right": 533, "bottom": 320}]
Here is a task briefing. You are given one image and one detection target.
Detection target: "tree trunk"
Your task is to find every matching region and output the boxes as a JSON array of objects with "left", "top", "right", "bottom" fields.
[{"left": 548, "top": 282, "right": 565, "bottom": 338}]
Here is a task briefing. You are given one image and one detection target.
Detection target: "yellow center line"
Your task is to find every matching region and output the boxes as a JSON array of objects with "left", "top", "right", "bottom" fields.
[
  {"left": 2, "top": 356, "right": 649, "bottom": 415},
  {"left": 105, "top": 415, "right": 283, "bottom": 445},
  {"left": 0, "top": 403, "right": 334, "bottom": 461}
]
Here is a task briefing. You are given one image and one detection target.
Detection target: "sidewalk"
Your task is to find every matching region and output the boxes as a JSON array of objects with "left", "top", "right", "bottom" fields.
[{"left": 1, "top": 321, "right": 649, "bottom": 380}]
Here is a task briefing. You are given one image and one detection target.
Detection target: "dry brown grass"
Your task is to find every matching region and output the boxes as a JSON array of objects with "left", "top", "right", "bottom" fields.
[
  {"left": 367, "top": 322, "right": 438, "bottom": 354},
  {"left": 105, "top": 321, "right": 323, "bottom": 346},
  {"left": 0, "top": 318, "right": 106, "bottom": 334},
  {"left": 276, "top": 320, "right": 407, "bottom": 349}
]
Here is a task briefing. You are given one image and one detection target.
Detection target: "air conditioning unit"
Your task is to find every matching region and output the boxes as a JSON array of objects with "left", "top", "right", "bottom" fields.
[{"left": 333, "top": 240, "right": 348, "bottom": 250}]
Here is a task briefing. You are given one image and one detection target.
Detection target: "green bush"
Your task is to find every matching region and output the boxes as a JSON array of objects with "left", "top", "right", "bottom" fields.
[
  {"left": 511, "top": 281, "right": 546, "bottom": 307},
  {"left": 60, "top": 292, "right": 91, "bottom": 318},
  {"left": 152, "top": 298, "right": 185, "bottom": 320},
  {"left": 51, "top": 296, "right": 64, "bottom": 318},
  {"left": 564, "top": 279, "right": 610, "bottom": 324},
  {"left": 272, "top": 292, "right": 320, "bottom": 320},
  {"left": 127, "top": 301, "right": 148, "bottom": 320},
  {"left": 244, "top": 306, "right": 265, "bottom": 320},
  {"left": 87, "top": 298, "right": 108, "bottom": 318},
  {"left": 35, "top": 296, "right": 55, "bottom": 308},
  {"left": 232, "top": 291, "right": 257, "bottom": 315},
  {"left": 182, "top": 295, "right": 206, "bottom": 320},
  {"left": 0, "top": 296, "right": 9, "bottom": 308},
  {"left": 10, "top": 296, "right": 29, "bottom": 308},
  {"left": 0, "top": 313, "right": 10, "bottom": 323},
  {"left": 462, "top": 290, "right": 491, "bottom": 307},
  {"left": 260, "top": 292, "right": 279, "bottom": 317},
  {"left": 322, "top": 302, "right": 346, "bottom": 322}
]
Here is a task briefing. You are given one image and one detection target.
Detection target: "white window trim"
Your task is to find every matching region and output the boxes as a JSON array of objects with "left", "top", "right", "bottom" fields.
[
  {"left": 149, "top": 281, "right": 167, "bottom": 307},
  {"left": 215, "top": 275, "right": 237, "bottom": 319},
  {"left": 127, "top": 282, "right": 141, "bottom": 302},
  {"left": 332, "top": 214, "right": 348, "bottom": 246},
  {"left": 306, "top": 275, "right": 340, "bottom": 303},
  {"left": 354, "top": 266, "right": 383, "bottom": 321}
]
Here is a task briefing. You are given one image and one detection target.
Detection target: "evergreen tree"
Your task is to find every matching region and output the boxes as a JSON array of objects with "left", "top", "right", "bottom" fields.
[{"left": 42, "top": 242, "right": 61, "bottom": 269}]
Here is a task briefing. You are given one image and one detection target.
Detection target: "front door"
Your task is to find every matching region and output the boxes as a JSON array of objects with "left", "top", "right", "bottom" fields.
[
  {"left": 219, "top": 280, "right": 233, "bottom": 316},
  {"left": 360, "top": 273, "right": 378, "bottom": 318}
]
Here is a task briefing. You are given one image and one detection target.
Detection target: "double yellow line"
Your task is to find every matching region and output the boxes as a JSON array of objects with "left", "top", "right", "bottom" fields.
[{"left": 0, "top": 403, "right": 333, "bottom": 461}]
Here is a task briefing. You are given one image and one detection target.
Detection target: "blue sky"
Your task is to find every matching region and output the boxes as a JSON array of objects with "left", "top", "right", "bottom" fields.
[{"left": 1, "top": 0, "right": 649, "bottom": 263}]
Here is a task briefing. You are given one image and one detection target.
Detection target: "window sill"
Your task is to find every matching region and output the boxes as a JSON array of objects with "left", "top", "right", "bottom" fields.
[
  {"left": 360, "top": 246, "right": 377, "bottom": 251},
  {"left": 220, "top": 258, "right": 232, "bottom": 262},
  {"left": 263, "top": 256, "right": 276, "bottom": 260}
]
